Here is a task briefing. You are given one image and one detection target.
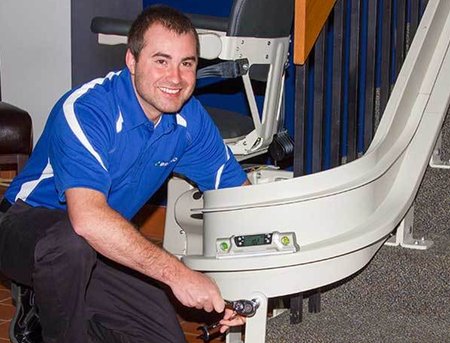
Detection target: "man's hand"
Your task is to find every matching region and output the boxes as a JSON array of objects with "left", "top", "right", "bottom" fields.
[
  {"left": 168, "top": 267, "right": 225, "bottom": 313},
  {"left": 219, "top": 308, "right": 246, "bottom": 333}
]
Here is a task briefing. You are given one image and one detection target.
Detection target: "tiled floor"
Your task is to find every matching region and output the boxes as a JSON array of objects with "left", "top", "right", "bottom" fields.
[
  {"left": 0, "top": 274, "right": 12, "bottom": 342},
  {"left": 0, "top": 184, "right": 12, "bottom": 342},
  {"left": 0, "top": 203, "right": 225, "bottom": 342}
]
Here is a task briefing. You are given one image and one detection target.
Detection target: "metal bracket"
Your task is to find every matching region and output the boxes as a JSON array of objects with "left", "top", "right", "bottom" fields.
[
  {"left": 385, "top": 206, "right": 433, "bottom": 250},
  {"left": 270, "top": 297, "right": 288, "bottom": 318},
  {"left": 429, "top": 132, "right": 450, "bottom": 169},
  {"left": 225, "top": 327, "right": 243, "bottom": 343}
]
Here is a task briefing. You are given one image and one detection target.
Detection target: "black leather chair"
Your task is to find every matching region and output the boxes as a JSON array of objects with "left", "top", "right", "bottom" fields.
[
  {"left": 0, "top": 101, "right": 32, "bottom": 186},
  {"left": 0, "top": 102, "right": 38, "bottom": 342}
]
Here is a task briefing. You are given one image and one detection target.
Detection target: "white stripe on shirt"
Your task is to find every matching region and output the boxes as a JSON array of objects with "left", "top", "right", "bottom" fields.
[
  {"left": 116, "top": 109, "right": 124, "bottom": 133},
  {"left": 176, "top": 113, "right": 187, "bottom": 127},
  {"left": 63, "top": 71, "right": 120, "bottom": 171},
  {"left": 15, "top": 160, "right": 54, "bottom": 201},
  {"left": 214, "top": 142, "right": 230, "bottom": 189}
]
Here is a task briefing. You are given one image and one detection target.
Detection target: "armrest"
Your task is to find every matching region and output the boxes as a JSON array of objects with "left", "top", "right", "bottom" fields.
[
  {"left": 91, "top": 17, "right": 133, "bottom": 36},
  {"left": 187, "top": 13, "right": 228, "bottom": 32},
  {"left": 91, "top": 13, "right": 228, "bottom": 37}
]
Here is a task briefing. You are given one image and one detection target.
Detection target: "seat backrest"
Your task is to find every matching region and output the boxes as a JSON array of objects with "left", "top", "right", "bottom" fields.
[
  {"left": 227, "top": 0, "right": 294, "bottom": 82},
  {"left": 228, "top": 0, "right": 294, "bottom": 38}
]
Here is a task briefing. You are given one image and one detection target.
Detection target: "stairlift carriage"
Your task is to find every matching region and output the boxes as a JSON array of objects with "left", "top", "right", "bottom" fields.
[{"left": 92, "top": 0, "right": 450, "bottom": 342}]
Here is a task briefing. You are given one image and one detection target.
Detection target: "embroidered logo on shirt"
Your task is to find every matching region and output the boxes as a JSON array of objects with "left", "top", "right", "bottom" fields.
[{"left": 154, "top": 157, "right": 178, "bottom": 167}]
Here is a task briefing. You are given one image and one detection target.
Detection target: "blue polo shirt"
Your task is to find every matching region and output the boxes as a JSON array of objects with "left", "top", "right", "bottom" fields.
[{"left": 5, "top": 69, "right": 246, "bottom": 219}]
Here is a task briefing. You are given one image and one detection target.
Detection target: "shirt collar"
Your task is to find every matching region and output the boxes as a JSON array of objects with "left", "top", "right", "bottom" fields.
[{"left": 116, "top": 68, "right": 151, "bottom": 130}]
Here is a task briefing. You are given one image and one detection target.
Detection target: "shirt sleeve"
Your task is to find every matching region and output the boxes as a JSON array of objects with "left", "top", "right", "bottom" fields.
[
  {"left": 49, "top": 98, "right": 113, "bottom": 202},
  {"left": 174, "top": 100, "right": 247, "bottom": 191}
]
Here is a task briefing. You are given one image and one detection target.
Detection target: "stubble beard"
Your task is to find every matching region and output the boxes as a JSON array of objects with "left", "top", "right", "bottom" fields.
[{"left": 135, "top": 78, "right": 192, "bottom": 117}]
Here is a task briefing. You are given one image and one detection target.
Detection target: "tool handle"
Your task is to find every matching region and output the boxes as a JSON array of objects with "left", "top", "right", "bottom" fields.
[{"left": 197, "top": 322, "right": 221, "bottom": 341}]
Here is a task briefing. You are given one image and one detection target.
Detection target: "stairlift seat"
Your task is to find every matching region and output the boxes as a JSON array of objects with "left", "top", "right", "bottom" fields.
[{"left": 206, "top": 107, "right": 254, "bottom": 141}]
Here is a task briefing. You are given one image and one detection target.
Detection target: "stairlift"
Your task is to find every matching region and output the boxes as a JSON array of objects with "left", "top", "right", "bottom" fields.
[{"left": 92, "top": 0, "right": 450, "bottom": 341}]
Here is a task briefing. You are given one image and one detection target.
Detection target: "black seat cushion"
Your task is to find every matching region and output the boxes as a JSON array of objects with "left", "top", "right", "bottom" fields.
[{"left": 206, "top": 106, "right": 254, "bottom": 140}]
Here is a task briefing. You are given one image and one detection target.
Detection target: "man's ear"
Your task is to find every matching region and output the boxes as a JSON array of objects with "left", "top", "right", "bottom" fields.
[{"left": 125, "top": 49, "right": 136, "bottom": 75}]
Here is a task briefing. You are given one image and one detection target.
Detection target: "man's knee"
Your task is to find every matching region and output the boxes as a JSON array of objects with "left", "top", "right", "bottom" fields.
[
  {"left": 0, "top": 209, "right": 42, "bottom": 286},
  {"left": 34, "top": 216, "right": 96, "bottom": 272}
]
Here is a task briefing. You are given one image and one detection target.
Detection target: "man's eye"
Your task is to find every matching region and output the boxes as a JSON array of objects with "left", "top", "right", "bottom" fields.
[
  {"left": 182, "top": 61, "right": 194, "bottom": 68},
  {"left": 156, "top": 59, "right": 167, "bottom": 65}
]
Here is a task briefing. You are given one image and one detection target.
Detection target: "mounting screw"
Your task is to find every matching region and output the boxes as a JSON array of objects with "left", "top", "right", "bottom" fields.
[{"left": 193, "top": 191, "right": 202, "bottom": 200}]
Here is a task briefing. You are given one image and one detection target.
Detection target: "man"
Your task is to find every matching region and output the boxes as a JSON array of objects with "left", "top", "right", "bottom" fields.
[{"left": 0, "top": 5, "right": 247, "bottom": 343}]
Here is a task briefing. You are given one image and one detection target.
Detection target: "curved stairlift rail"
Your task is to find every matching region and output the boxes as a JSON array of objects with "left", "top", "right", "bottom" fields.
[{"left": 182, "top": 1, "right": 450, "bottom": 341}]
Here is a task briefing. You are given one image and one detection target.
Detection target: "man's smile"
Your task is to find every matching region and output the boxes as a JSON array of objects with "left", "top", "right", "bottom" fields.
[{"left": 159, "top": 87, "right": 181, "bottom": 95}]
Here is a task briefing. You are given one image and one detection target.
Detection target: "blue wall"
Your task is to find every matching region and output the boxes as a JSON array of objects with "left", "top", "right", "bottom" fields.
[
  {"left": 143, "top": 0, "right": 296, "bottom": 137},
  {"left": 144, "top": 0, "right": 232, "bottom": 15}
]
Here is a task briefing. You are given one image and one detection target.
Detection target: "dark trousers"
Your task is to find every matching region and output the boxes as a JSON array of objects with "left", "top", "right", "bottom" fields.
[{"left": 0, "top": 200, "right": 186, "bottom": 343}]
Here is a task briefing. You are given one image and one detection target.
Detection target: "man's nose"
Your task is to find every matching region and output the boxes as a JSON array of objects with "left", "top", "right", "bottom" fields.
[{"left": 167, "top": 66, "right": 182, "bottom": 84}]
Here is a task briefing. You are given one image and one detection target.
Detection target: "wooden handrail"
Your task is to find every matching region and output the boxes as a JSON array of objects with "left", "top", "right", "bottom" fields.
[{"left": 294, "top": 0, "right": 337, "bottom": 65}]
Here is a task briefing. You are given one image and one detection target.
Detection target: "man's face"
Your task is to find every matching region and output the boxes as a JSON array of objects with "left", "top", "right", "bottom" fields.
[{"left": 126, "top": 23, "right": 198, "bottom": 122}]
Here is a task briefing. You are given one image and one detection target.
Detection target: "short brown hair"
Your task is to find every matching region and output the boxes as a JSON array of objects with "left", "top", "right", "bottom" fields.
[{"left": 128, "top": 5, "right": 199, "bottom": 60}]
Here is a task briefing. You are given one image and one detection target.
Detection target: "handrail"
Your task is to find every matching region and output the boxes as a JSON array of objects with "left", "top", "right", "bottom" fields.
[{"left": 294, "top": 0, "right": 337, "bottom": 64}]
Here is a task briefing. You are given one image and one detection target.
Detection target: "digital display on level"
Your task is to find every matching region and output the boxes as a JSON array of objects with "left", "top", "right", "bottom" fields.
[
  {"left": 217, "top": 231, "right": 297, "bottom": 258},
  {"left": 235, "top": 234, "right": 271, "bottom": 247},
  {"left": 244, "top": 234, "right": 265, "bottom": 246}
]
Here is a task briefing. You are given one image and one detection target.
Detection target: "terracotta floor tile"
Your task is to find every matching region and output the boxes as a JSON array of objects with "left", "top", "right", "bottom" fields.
[
  {"left": 0, "top": 298, "right": 11, "bottom": 306},
  {"left": 180, "top": 320, "right": 204, "bottom": 334},
  {"left": 134, "top": 205, "right": 166, "bottom": 239},
  {"left": 185, "top": 331, "right": 225, "bottom": 343},
  {"left": 0, "top": 321, "right": 10, "bottom": 341},
  {"left": 0, "top": 304, "right": 14, "bottom": 322},
  {"left": 0, "top": 290, "right": 11, "bottom": 304},
  {"left": 0, "top": 282, "right": 9, "bottom": 291},
  {"left": 185, "top": 332, "right": 203, "bottom": 343},
  {"left": 181, "top": 320, "right": 227, "bottom": 343}
]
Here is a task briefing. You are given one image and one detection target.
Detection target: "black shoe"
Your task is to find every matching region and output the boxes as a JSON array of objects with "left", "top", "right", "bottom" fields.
[{"left": 9, "top": 283, "right": 43, "bottom": 343}]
